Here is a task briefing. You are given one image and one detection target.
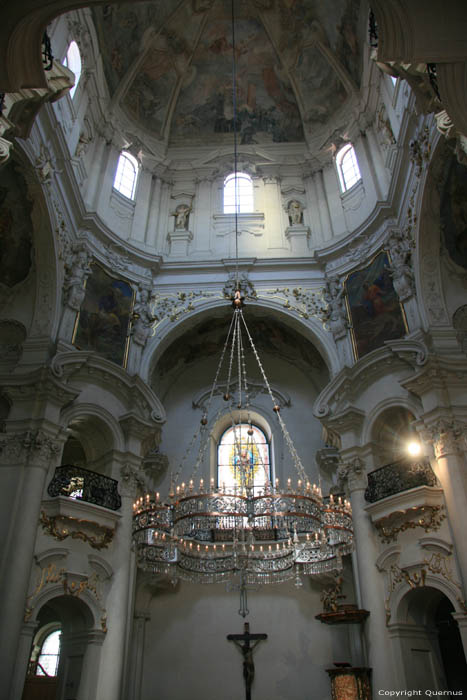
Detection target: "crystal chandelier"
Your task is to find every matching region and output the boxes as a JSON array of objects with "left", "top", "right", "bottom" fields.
[{"left": 132, "top": 295, "right": 353, "bottom": 586}]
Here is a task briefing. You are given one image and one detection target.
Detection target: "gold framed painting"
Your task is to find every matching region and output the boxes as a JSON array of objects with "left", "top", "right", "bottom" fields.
[
  {"left": 344, "top": 251, "right": 408, "bottom": 361},
  {"left": 72, "top": 263, "right": 135, "bottom": 367}
]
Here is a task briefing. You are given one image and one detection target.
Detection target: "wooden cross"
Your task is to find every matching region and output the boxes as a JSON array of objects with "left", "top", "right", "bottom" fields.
[{"left": 227, "top": 622, "right": 267, "bottom": 700}]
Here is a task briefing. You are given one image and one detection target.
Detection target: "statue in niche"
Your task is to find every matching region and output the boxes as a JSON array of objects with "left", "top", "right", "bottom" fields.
[
  {"left": 64, "top": 243, "right": 93, "bottom": 311},
  {"left": 385, "top": 230, "right": 414, "bottom": 301},
  {"left": 322, "top": 275, "right": 348, "bottom": 340},
  {"left": 287, "top": 199, "right": 303, "bottom": 226},
  {"left": 131, "top": 284, "right": 156, "bottom": 347},
  {"left": 172, "top": 203, "right": 192, "bottom": 230}
]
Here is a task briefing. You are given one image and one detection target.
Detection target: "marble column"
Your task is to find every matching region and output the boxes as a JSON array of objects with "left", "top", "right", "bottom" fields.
[
  {"left": 76, "top": 630, "right": 106, "bottom": 700},
  {"left": 94, "top": 464, "right": 139, "bottom": 700},
  {"left": 0, "top": 431, "right": 62, "bottom": 700},
  {"left": 428, "top": 419, "right": 467, "bottom": 595},
  {"left": 9, "top": 620, "right": 38, "bottom": 700},
  {"left": 341, "top": 457, "right": 395, "bottom": 690},
  {"left": 128, "top": 611, "right": 150, "bottom": 700}
]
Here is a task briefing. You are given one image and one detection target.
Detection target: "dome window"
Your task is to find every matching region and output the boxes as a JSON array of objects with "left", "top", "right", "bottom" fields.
[
  {"left": 63, "top": 40, "right": 82, "bottom": 99},
  {"left": 224, "top": 172, "right": 254, "bottom": 214},
  {"left": 113, "top": 151, "right": 139, "bottom": 200},
  {"left": 335, "top": 144, "right": 362, "bottom": 192}
]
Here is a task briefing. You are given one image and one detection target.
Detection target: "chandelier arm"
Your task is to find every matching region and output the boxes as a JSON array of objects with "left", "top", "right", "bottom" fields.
[
  {"left": 239, "top": 310, "right": 308, "bottom": 483},
  {"left": 237, "top": 312, "right": 243, "bottom": 409},
  {"left": 207, "top": 310, "right": 236, "bottom": 411},
  {"left": 225, "top": 312, "right": 239, "bottom": 398},
  {"left": 190, "top": 407, "right": 223, "bottom": 483}
]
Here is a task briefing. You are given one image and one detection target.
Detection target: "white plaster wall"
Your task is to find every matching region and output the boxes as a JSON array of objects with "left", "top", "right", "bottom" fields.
[{"left": 139, "top": 580, "right": 351, "bottom": 700}]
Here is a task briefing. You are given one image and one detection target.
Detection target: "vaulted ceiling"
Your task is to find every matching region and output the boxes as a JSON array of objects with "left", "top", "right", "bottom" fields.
[{"left": 92, "top": 0, "right": 365, "bottom": 150}]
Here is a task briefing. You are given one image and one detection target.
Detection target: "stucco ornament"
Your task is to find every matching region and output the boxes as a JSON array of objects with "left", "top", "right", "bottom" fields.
[
  {"left": 142, "top": 446, "right": 169, "bottom": 482},
  {"left": 385, "top": 230, "right": 415, "bottom": 301},
  {"left": 429, "top": 418, "right": 466, "bottom": 459},
  {"left": 120, "top": 464, "right": 146, "bottom": 498},
  {"left": 132, "top": 284, "right": 156, "bottom": 347},
  {"left": 322, "top": 275, "right": 348, "bottom": 340},
  {"left": 223, "top": 272, "right": 257, "bottom": 301},
  {"left": 64, "top": 242, "right": 93, "bottom": 311},
  {"left": 338, "top": 457, "right": 366, "bottom": 492}
]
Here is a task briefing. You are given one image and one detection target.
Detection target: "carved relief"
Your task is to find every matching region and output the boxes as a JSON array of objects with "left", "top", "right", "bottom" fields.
[
  {"left": 64, "top": 242, "right": 93, "bottom": 311},
  {"left": 322, "top": 275, "right": 348, "bottom": 340},
  {"left": 385, "top": 229, "right": 415, "bottom": 301},
  {"left": 40, "top": 510, "right": 115, "bottom": 550},
  {"left": 429, "top": 418, "right": 466, "bottom": 458},
  {"left": 131, "top": 283, "right": 156, "bottom": 347},
  {"left": 374, "top": 505, "right": 446, "bottom": 544}
]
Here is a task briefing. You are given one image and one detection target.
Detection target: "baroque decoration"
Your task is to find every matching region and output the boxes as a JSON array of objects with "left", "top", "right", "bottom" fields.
[{"left": 132, "top": 294, "right": 353, "bottom": 588}]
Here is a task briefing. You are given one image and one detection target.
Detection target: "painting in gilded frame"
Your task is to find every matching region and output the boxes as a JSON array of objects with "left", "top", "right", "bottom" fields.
[
  {"left": 72, "top": 263, "right": 134, "bottom": 367},
  {"left": 344, "top": 251, "right": 407, "bottom": 360}
]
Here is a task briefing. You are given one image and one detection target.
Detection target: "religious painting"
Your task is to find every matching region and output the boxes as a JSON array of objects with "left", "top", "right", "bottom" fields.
[
  {"left": 0, "top": 162, "right": 33, "bottom": 288},
  {"left": 217, "top": 424, "right": 270, "bottom": 492},
  {"left": 72, "top": 264, "right": 134, "bottom": 367},
  {"left": 440, "top": 155, "right": 467, "bottom": 271},
  {"left": 344, "top": 251, "right": 407, "bottom": 360}
]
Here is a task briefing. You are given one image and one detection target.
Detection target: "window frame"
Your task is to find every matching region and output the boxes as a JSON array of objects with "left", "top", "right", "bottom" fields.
[
  {"left": 335, "top": 143, "right": 362, "bottom": 193},
  {"left": 223, "top": 172, "right": 254, "bottom": 214},
  {"left": 113, "top": 151, "right": 139, "bottom": 201},
  {"left": 34, "top": 627, "right": 62, "bottom": 677}
]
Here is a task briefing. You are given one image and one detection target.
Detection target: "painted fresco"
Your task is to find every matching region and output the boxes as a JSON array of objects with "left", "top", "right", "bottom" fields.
[
  {"left": 345, "top": 251, "right": 407, "bottom": 360},
  {"left": 153, "top": 312, "right": 325, "bottom": 393},
  {"left": 73, "top": 264, "right": 134, "bottom": 367},
  {"left": 440, "top": 156, "right": 467, "bottom": 271},
  {"left": 294, "top": 46, "right": 347, "bottom": 127},
  {"left": 171, "top": 15, "right": 304, "bottom": 144},
  {"left": 0, "top": 162, "right": 33, "bottom": 288}
]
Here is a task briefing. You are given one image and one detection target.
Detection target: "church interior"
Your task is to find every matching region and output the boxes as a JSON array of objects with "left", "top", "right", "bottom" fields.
[{"left": 1, "top": 1, "right": 467, "bottom": 699}]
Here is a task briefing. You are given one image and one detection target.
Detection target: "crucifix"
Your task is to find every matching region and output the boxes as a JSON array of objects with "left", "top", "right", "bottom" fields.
[{"left": 227, "top": 622, "right": 267, "bottom": 700}]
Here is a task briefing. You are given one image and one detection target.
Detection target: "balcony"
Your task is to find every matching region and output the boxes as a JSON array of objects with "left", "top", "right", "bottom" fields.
[
  {"left": 47, "top": 464, "right": 121, "bottom": 511},
  {"left": 364, "top": 457, "right": 437, "bottom": 503}
]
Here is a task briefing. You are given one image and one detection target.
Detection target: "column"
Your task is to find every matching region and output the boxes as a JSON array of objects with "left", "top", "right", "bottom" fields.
[
  {"left": 343, "top": 457, "right": 395, "bottom": 690},
  {"left": 0, "top": 431, "right": 62, "bottom": 700},
  {"left": 9, "top": 620, "right": 38, "bottom": 700},
  {"left": 452, "top": 614, "right": 467, "bottom": 662},
  {"left": 76, "top": 630, "right": 106, "bottom": 700},
  {"left": 94, "top": 464, "right": 139, "bottom": 700},
  {"left": 83, "top": 135, "right": 106, "bottom": 209},
  {"left": 428, "top": 419, "right": 467, "bottom": 594},
  {"left": 130, "top": 167, "right": 152, "bottom": 244},
  {"left": 127, "top": 612, "right": 150, "bottom": 700},
  {"left": 314, "top": 169, "right": 333, "bottom": 240}
]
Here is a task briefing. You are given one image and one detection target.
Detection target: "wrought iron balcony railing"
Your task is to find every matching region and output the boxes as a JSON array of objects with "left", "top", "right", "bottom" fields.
[
  {"left": 47, "top": 465, "right": 122, "bottom": 511},
  {"left": 365, "top": 457, "right": 437, "bottom": 503}
]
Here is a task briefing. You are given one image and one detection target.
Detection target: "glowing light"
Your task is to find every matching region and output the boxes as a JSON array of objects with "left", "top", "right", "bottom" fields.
[{"left": 407, "top": 441, "right": 421, "bottom": 457}]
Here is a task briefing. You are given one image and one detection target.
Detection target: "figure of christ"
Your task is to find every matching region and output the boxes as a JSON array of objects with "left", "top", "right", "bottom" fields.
[{"left": 227, "top": 622, "right": 267, "bottom": 700}]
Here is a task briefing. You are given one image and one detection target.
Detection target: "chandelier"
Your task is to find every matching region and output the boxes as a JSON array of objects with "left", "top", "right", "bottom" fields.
[
  {"left": 132, "top": 0, "right": 352, "bottom": 592},
  {"left": 132, "top": 295, "right": 353, "bottom": 586}
]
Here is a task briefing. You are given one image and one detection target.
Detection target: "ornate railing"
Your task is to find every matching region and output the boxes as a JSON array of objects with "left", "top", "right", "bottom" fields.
[
  {"left": 368, "top": 9, "right": 378, "bottom": 50},
  {"left": 47, "top": 465, "right": 122, "bottom": 511},
  {"left": 42, "top": 31, "right": 54, "bottom": 71},
  {"left": 365, "top": 457, "right": 437, "bottom": 503}
]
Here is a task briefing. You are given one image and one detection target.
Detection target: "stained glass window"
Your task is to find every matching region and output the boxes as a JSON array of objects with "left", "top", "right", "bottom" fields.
[
  {"left": 217, "top": 424, "right": 270, "bottom": 492},
  {"left": 36, "top": 629, "right": 61, "bottom": 677}
]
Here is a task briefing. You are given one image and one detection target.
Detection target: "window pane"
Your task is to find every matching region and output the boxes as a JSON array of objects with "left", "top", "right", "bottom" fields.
[
  {"left": 218, "top": 424, "right": 270, "bottom": 491},
  {"left": 224, "top": 173, "right": 254, "bottom": 213},
  {"left": 36, "top": 630, "right": 61, "bottom": 677},
  {"left": 64, "top": 40, "right": 82, "bottom": 99},
  {"left": 114, "top": 152, "right": 138, "bottom": 199},
  {"left": 336, "top": 144, "right": 361, "bottom": 192}
]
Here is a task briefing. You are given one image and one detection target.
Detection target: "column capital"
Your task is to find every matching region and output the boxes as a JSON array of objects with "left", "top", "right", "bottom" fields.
[
  {"left": 426, "top": 418, "right": 466, "bottom": 459},
  {"left": 0, "top": 429, "right": 62, "bottom": 469},
  {"left": 119, "top": 463, "right": 146, "bottom": 498},
  {"left": 338, "top": 456, "right": 367, "bottom": 492}
]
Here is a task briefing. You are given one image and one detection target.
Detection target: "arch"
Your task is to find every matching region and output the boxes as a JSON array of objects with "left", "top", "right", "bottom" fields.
[
  {"left": 60, "top": 403, "right": 126, "bottom": 461},
  {"left": 141, "top": 297, "right": 339, "bottom": 383},
  {"left": 391, "top": 575, "right": 466, "bottom": 623},
  {"left": 216, "top": 418, "right": 272, "bottom": 491},
  {"left": 113, "top": 150, "right": 139, "bottom": 200},
  {"left": 223, "top": 172, "right": 254, "bottom": 213},
  {"left": 362, "top": 397, "right": 423, "bottom": 455}
]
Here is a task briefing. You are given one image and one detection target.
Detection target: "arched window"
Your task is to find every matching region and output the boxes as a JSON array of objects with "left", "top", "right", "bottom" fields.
[
  {"left": 223, "top": 172, "right": 254, "bottom": 214},
  {"left": 335, "top": 143, "right": 362, "bottom": 192},
  {"left": 217, "top": 423, "right": 270, "bottom": 492},
  {"left": 35, "top": 629, "right": 61, "bottom": 677},
  {"left": 113, "top": 151, "right": 139, "bottom": 200},
  {"left": 63, "top": 40, "right": 82, "bottom": 99}
]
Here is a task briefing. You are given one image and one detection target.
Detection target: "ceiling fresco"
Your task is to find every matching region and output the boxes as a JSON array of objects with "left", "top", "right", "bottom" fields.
[
  {"left": 152, "top": 312, "right": 326, "bottom": 396},
  {"left": 92, "top": 0, "right": 363, "bottom": 148}
]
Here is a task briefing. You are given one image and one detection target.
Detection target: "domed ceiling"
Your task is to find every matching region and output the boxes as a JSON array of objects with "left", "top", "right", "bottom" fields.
[{"left": 92, "top": 0, "right": 364, "bottom": 150}]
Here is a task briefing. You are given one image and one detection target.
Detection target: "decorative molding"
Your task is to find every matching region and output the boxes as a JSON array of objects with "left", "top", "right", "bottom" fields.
[
  {"left": 40, "top": 510, "right": 115, "bottom": 550},
  {"left": 263, "top": 286, "right": 324, "bottom": 322},
  {"left": 152, "top": 290, "right": 218, "bottom": 327},
  {"left": 374, "top": 505, "right": 445, "bottom": 543}
]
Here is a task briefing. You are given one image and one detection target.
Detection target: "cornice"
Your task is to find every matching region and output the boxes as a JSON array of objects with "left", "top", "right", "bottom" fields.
[{"left": 50, "top": 351, "right": 165, "bottom": 423}]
